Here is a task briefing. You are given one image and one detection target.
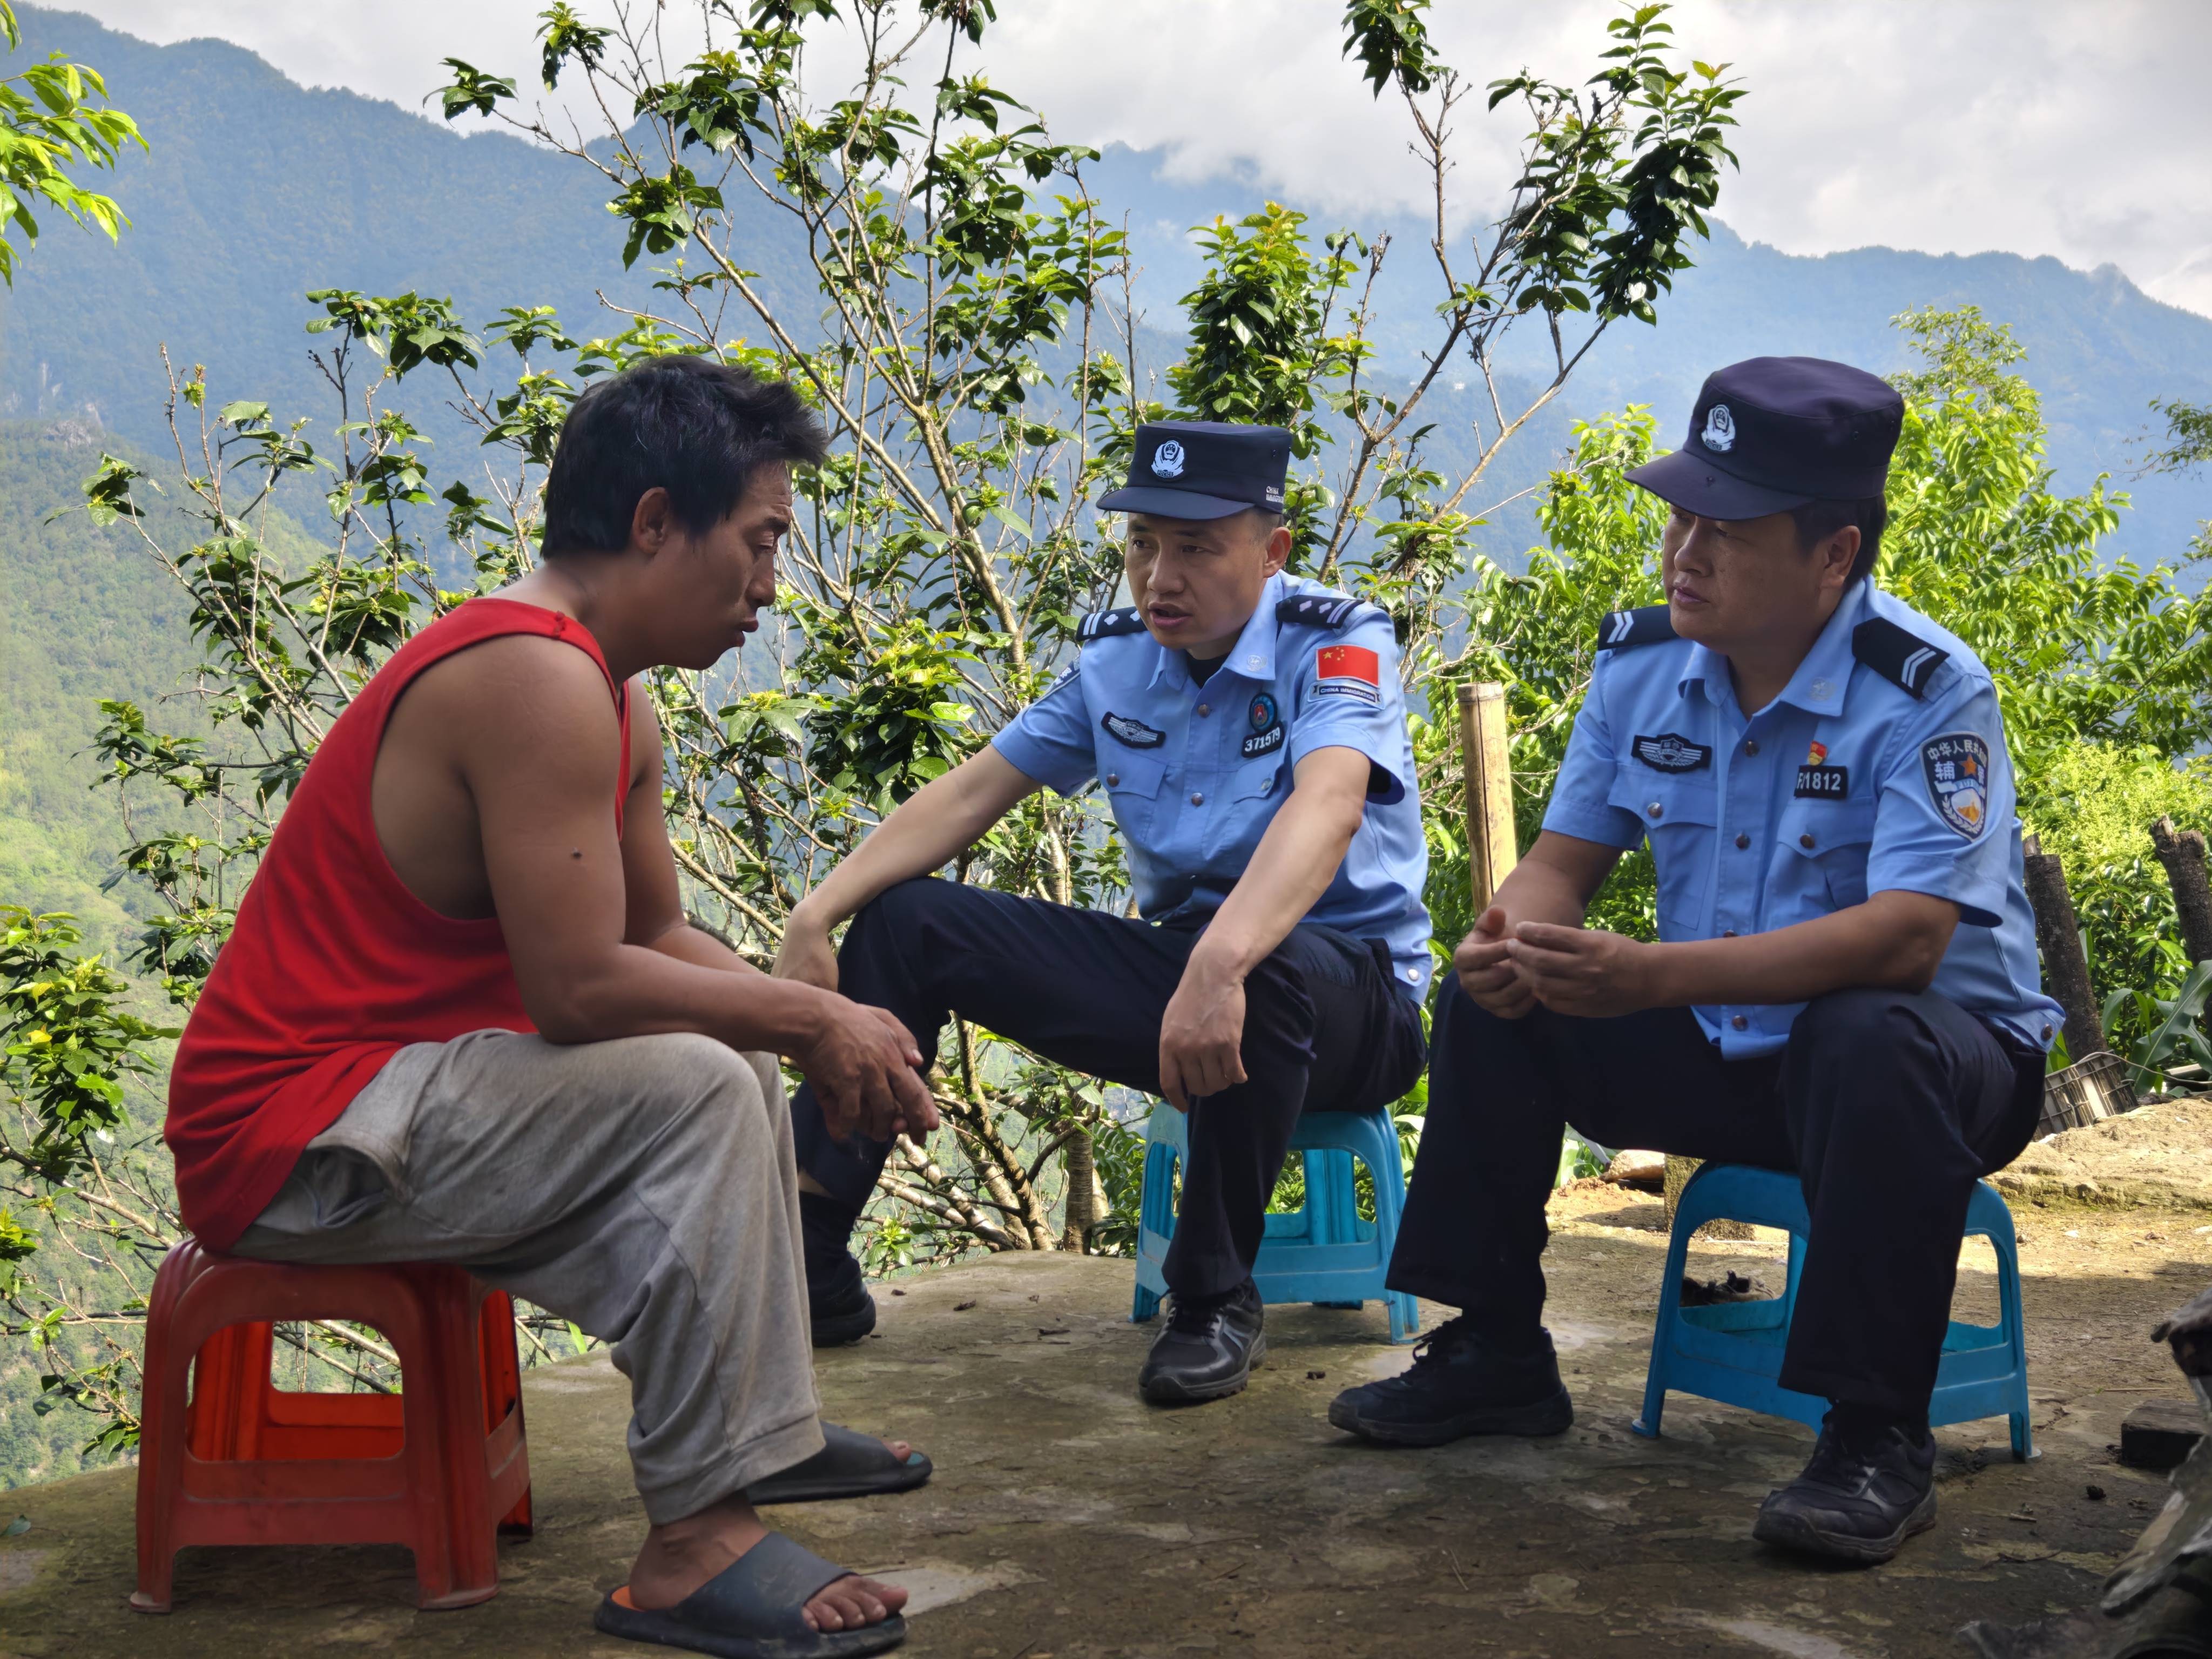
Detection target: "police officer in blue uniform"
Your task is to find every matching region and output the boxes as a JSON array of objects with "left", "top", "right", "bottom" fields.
[
  {"left": 1328, "top": 358, "right": 2062, "bottom": 1564},
  {"left": 775, "top": 420, "right": 1432, "bottom": 1404}
]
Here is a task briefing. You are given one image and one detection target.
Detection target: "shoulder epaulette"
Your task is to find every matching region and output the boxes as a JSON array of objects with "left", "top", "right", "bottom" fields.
[
  {"left": 1077, "top": 606, "right": 1146, "bottom": 643},
  {"left": 1596, "top": 604, "right": 1676, "bottom": 651},
  {"left": 1851, "top": 616, "right": 1948, "bottom": 699},
  {"left": 1277, "top": 592, "right": 1375, "bottom": 630}
]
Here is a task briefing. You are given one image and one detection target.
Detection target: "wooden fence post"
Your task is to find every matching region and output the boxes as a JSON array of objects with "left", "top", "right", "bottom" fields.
[
  {"left": 2021, "top": 834, "right": 2107, "bottom": 1062},
  {"left": 2149, "top": 817, "right": 2212, "bottom": 966},
  {"left": 1459, "top": 681, "right": 1518, "bottom": 912}
]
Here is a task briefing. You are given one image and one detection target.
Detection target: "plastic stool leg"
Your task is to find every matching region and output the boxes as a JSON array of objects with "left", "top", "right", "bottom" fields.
[
  {"left": 423, "top": 1272, "right": 501, "bottom": 1609},
  {"left": 1353, "top": 1117, "right": 1419, "bottom": 1344},
  {"left": 1385, "top": 1290, "right": 1421, "bottom": 1344},
  {"left": 1979, "top": 1190, "right": 2037, "bottom": 1464},
  {"left": 131, "top": 1246, "right": 197, "bottom": 1614},
  {"left": 1632, "top": 1175, "right": 1704, "bottom": 1439}
]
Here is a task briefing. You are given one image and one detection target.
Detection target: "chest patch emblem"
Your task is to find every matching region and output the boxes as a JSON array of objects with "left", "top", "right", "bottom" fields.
[
  {"left": 1921, "top": 732, "right": 1990, "bottom": 838},
  {"left": 1632, "top": 732, "right": 1711, "bottom": 773},
  {"left": 1313, "top": 643, "right": 1381, "bottom": 706},
  {"left": 1240, "top": 690, "right": 1285, "bottom": 759},
  {"left": 1101, "top": 711, "right": 1165, "bottom": 749}
]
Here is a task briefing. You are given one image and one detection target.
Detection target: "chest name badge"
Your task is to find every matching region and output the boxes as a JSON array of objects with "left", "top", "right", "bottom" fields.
[
  {"left": 1241, "top": 691, "right": 1285, "bottom": 759},
  {"left": 1921, "top": 732, "right": 1990, "bottom": 838},
  {"left": 1101, "top": 711, "right": 1165, "bottom": 749},
  {"left": 1632, "top": 732, "right": 1711, "bottom": 773},
  {"left": 1313, "top": 643, "right": 1381, "bottom": 706},
  {"left": 1795, "top": 765, "right": 1850, "bottom": 799}
]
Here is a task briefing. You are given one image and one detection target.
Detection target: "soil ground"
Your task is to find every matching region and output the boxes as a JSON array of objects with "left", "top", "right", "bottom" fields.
[{"left": 0, "top": 1144, "right": 2206, "bottom": 1657}]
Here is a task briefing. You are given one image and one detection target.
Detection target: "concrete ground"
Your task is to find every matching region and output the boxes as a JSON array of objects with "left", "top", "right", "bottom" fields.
[{"left": 0, "top": 1190, "right": 2206, "bottom": 1659}]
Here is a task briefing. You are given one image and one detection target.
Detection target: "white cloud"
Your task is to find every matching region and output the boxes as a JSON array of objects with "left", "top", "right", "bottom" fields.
[{"left": 53, "top": 0, "right": 2212, "bottom": 317}]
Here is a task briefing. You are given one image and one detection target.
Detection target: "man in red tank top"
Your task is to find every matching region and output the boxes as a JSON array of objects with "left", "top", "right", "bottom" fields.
[{"left": 174, "top": 358, "right": 928, "bottom": 1655}]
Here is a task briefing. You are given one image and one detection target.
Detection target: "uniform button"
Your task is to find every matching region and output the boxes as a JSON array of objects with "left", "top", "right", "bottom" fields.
[
  {"left": 1745, "top": 739, "right": 1759, "bottom": 756},
  {"left": 1647, "top": 802, "right": 1663, "bottom": 819},
  {"left": 1799, "top": 832, "right": 1816, "bottom": 849},
  {"left": 1106, "top": 772, "right": 1120, "bottom": 787},
  {"left": 1734, "top": 832, "right": 1750, "bottom": 849},
  {"left": 1731, "top": 1015, "right": 1748, "bottom": 1031},
  {"left": 1197, "top": 704, "right": 1211, "bottom": 717},
  {"left": 1191, "top": 792, "right": 1205, "bottom": 806},
  {"left": 2042, "top": 1024, "right": 2053, "bottom": 1041},
  {"left": 1722, "top": 929, "right": 1739, "bottom": 939}
]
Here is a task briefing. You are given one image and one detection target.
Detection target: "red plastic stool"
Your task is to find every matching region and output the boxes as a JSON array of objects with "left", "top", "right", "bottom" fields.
[{"left": 132, "top": 1239, "right": 532, "bottom": 1613}]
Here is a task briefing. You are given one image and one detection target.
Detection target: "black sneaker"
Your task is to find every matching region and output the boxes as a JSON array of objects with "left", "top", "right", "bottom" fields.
[
  {"left": 1752, "top": 1411, "right": 1938, "bottom": 1565},
  {"left": 1138, "top": 1282, "right": 1266, "bottom": 1404},
  {"left": 1327, "top": 1316, "right": 1574, "bottom": 1446},
  {"left": 801, "top": 1192, "right": 876, "bottom": 1348}
]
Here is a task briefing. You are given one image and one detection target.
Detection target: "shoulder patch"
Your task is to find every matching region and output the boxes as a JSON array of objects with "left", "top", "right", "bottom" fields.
[
  {"left": 1851, "top": 616, "right": 1949, "bottom": 699},
  {"left": 1596, "top": 604, "right": 1676, "bottom": 652},
  {"left": 1077, "top": 606, "right": 1147, "bottom": 643},
  {"left": 1277, "top": 592, "right": 1375, "bottom": 631}
]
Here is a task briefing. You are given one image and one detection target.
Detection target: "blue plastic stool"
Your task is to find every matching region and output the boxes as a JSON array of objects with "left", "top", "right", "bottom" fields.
[
  {"left": 1130, "top": 1103, "right": 1421, "bottom": 1344},
  {"left": 1633, "top": 1163, "right": 2034, "bottom": 1460}
]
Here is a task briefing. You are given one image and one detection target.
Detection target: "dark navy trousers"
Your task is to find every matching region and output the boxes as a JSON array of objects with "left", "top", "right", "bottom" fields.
[
  {"left": 1388, "top": 975, "right": 2045, "bottom": 1415},
  {"left": 793, "top": 878, "right": 1428, "bottom": 1299}
]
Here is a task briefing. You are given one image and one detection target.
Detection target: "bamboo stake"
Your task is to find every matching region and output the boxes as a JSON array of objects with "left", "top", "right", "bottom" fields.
[{"left": 1459, "top": 681, "right": 1518, "bottom": 911}]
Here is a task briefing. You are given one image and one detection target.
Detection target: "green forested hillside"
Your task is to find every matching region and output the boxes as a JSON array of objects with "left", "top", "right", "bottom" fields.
[
  {"left": 0, "top": 418, "right": 198, "bottom": 949},
  {"left": 0, "top": 416, "right": 320, "bottom": 952}
]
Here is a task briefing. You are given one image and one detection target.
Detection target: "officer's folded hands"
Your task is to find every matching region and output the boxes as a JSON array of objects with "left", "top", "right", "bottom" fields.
[
  {"left": 774, "top": 420, "right": 1432, "bottom": 1404},
  {"left": 1330, "top": 355, "right": 2062, "bottom": 1570}
]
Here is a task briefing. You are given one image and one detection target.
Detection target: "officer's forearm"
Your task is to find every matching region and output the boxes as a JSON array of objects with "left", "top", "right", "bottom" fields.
[
  {"left": 1641, "top": 891, "right": 1959, "bottom": 1007},
  {"left": 1491, "top": 834, "right": 1618, "bottom": 932},
  {"left": 1186, "top": 749, "right": 1369, "bottom": 982},
  {"left": 793, "top": 748, "right": 1041, "bottom": 930}
]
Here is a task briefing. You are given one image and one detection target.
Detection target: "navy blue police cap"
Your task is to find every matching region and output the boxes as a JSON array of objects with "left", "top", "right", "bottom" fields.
[
  {"left": 1626, "top": 356, "right": 1904, "bottom": 520},
  {"left": 1098, "top": 420, "right": 1291, "bottom": 521}
]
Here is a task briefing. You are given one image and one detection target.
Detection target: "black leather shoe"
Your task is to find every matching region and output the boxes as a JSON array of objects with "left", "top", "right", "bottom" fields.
[
  {"left": 801, "top": 1193, "right": 876, "bottom": 1348},
  {"left": 1753, "top": 1412, "right": 1938, "bottom": 1564},
  {"left": 1327, "top": 1316, "right": 1574, "bottom": 1445},
  {"left": 1139, "top": 1282, "right": 1265, "bottom": 1404}
]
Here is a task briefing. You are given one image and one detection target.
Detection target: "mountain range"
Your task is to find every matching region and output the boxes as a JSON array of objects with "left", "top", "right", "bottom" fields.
[{"left": 1, "top": 5, "right": 2204, "bottom": 568}]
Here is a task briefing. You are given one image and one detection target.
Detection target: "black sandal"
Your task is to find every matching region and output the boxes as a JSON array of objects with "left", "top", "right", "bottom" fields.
[
  {"left": 594, "top": 1532, "right": 906, "bottom": 1657},
  {"left": 745, "top": 1422, "right": 931, "bottom": 1506}
]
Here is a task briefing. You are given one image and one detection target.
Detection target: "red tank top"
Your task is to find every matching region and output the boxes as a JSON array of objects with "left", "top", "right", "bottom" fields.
[{"left": 167, "top": 598, "right": 630, "bottom": 1251}]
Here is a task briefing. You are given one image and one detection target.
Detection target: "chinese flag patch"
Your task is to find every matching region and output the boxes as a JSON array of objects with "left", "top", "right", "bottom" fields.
[{"left": 1314, "top": 643, "right": 1381, "bottom": 704}]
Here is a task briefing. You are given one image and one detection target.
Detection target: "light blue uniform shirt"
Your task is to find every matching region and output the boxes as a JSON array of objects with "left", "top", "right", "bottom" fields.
[
  {"left": 1543, "top": 577, "right": 2062, "bottom": 1058},
  {"left": 993, "top": 571, "right": 1434, "bottom": 1001}
]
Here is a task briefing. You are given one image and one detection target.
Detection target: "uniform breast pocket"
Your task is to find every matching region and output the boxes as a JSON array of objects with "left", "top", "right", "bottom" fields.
[
  {"left": 1778, "top": 801, "right": 1878, "bottom": 914},
  {"left": 1101, "top": 751, "right": 1168, "bottom": 842},
  {"left": 1204, "top": 758, "right": 1283, "bottom": 862},
  {"left": 1608, "top": 765, "right": 1719, "bottom": 931}
]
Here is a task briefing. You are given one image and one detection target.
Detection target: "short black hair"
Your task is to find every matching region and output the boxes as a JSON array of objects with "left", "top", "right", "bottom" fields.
[
  {"left": 1790, "top": 494, "right": 1887, "bottom": 583},
  {"left": 541, "top": 354, "right": 828, "bottom": 557}
]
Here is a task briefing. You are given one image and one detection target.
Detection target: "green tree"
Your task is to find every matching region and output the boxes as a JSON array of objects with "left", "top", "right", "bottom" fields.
[
  {"left": 2141, "top": 396, "right": 2212, "bottom": 559},
  {"left": 1881, "top": 306, "right": 2212, "bottom": 770},
  {"left": 0, "top": 0, "right": 140, "bottom": 285}
]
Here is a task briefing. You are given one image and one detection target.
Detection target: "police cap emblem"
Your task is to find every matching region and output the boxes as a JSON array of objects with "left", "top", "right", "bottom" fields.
[
  {"left": 1701, "top": 402, "right": 1736, "bottom": 453},
  {"left": 1150, "top": 439, "right": 1186, "bottom": 478}
]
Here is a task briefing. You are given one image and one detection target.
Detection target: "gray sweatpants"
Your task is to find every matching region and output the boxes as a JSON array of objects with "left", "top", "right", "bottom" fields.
[{"left": 233, "top": 1028, "right": 824, "bottom": 1525}]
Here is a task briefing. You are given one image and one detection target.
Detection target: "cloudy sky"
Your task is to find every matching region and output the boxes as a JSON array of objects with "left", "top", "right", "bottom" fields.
[{"left": 59, "top": 0, "right": 2212, "bottom": 318}]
